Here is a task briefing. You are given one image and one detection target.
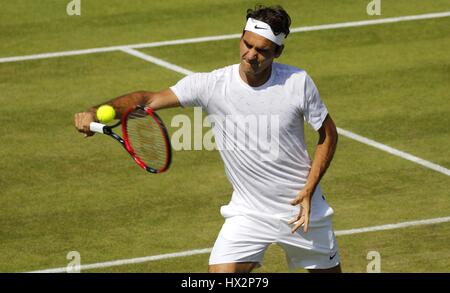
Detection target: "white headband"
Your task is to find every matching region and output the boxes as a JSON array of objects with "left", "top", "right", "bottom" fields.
[{"left": 244, "top": 17, "right": 286, "bottom": 46}]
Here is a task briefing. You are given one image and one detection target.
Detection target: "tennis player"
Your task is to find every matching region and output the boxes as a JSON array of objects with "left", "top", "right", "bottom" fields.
[{"left": 74, "top": 5, "right": 341, "bottom": 273}]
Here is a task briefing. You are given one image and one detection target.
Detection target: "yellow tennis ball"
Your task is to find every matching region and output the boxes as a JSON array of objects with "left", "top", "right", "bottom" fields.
[{"left": 96, "top": 105, "right": 116, "bottom": 123}]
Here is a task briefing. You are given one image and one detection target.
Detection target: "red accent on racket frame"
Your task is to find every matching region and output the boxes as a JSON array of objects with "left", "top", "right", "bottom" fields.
[{"left": 121, "top": 106, "right": 171, "bottom": 173}]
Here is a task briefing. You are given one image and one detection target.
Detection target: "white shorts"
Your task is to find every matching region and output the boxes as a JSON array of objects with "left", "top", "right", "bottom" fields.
[{"left": 209, "top": 212, "right": 340, "bottom": 270}]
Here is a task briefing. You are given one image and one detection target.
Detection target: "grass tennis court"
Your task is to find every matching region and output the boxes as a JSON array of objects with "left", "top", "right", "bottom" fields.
[{"left": 0, "top": 0, "right": 449, "bottom": 272}]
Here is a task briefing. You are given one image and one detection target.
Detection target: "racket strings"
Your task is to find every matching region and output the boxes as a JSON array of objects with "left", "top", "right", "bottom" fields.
[{"left": 125, "top": 110, "right": 169, "bottom": 170}]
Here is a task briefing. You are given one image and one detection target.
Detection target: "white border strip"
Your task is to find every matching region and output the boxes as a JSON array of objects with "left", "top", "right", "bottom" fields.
[
  {"left": 1, "top": 11, "right": 449, "bottom": 64},
  {"left": 28, "top": 216, "right": 450, "bottom": 273},
  {"left": 337, "top": 128, "right": 450, "bottom": 176}
]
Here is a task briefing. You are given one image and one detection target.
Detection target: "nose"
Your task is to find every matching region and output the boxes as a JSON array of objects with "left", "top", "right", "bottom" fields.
[{"left": 246, "top": 49, "right": 258, "bottom": 62}]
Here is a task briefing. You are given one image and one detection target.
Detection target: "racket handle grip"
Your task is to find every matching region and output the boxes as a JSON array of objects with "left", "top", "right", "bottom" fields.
[{"left": 89, "top": 122, "right": 106, "bottom": 134}]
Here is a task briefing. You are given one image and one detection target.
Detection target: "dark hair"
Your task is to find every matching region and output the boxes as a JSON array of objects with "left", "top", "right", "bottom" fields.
[{"left": 246, "top": 5, "right": 291, "bottom": 38}]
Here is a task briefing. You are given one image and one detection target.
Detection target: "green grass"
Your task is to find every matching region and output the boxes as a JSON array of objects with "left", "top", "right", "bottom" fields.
[
  {"left": 0, "top": 0, "right": 449, "bottom": 273},
  {"left": 1, "top": 0, "right": 450, "bottom": 56}
]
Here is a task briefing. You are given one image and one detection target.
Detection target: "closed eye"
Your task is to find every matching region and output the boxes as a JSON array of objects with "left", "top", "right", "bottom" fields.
[{"left": 243, "top": 40, "right": 270, "bottom": 53}]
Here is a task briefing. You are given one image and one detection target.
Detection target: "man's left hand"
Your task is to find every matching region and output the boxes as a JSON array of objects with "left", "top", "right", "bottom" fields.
[{"left": 288, "top": 188, "right": 312, "bottom": 233}]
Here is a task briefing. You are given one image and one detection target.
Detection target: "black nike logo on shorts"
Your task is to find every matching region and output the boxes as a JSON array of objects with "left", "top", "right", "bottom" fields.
[
  {"left": 254, "top": 25, "right": 268, "bottom": 30},
  {"left": 329, "top": 252, "right": 337, "bottom": 260}
]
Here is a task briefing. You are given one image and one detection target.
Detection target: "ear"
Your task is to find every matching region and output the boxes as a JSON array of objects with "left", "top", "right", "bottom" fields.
[{"left": 274, "top": 44, "right": 284, "bottom": 58}]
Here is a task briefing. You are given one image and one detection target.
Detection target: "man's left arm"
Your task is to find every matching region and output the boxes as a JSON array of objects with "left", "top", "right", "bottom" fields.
[{"left": 289, "top": 114, "right": 338, "bottom": 233}]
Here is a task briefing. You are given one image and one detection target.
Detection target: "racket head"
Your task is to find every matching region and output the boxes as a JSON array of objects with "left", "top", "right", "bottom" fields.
[{"left": 121, "top": 106, "right": 172, "bottom": 173}]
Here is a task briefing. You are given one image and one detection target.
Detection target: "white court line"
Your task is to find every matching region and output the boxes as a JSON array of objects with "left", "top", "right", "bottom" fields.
[
  {"left": 28, "top": 248, "right": 213, "bottom": 273},
  {"left": 337, "top": 128, "right": 450, "bottom": 176},
  {"left": 1, "top": 11, "right": 449, "bottom": 64},
  {"left": 119, "top": 48, "right": 450, "bottom": 177},
  {"left": 289, "top": 11, "right": 450, "bottom": 33},
  {"left": 334, "top": 216, "right": 450, "bottom": 236},
  {"left": 28, "top": 216, "right": 450, "bottom": 273},
  {"left": 120, "top": 48, "right": 194, "bottom": 75}
]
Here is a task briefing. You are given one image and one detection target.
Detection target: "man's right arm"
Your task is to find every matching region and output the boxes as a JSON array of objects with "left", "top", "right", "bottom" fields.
[{"left": 74, "top": 89, "right": 180, "bottom": 136}]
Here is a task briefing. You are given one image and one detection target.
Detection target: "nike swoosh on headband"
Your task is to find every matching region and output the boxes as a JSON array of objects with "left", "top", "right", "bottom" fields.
[
  {"left": 254, "top": 25, "right": 268, "bottom": 30},
  {"left": 244, "top": 18, "right": 286, "bottom": 45}
]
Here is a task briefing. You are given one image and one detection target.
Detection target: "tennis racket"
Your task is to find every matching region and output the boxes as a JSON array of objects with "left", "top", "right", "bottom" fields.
[{"left": 89, "top": 105, "right": 171, "bottom": 174}]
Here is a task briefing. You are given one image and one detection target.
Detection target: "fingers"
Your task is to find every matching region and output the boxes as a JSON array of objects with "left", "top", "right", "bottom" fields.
[
  {"left": 290, "top": 195, "right": 303, "bottom": 206},
  {"left": 287, "top": 215, "right": 299, "bottom": 225},
  {"left": 83, "top": 131, "right": 94, "bottom": 137},
  {"left": 288, "top": 205, "right": 310, "bottom": 233},
  {"left": 81, "top": 121, "right": 94, "bottom": 136},
  {"left": 289, "top": 214, "right": 310, "bottom": 233},
  {"left": 74, "top": 114, "right": 85, "bottom": 134},
  {"left": 74, "top": 112, "right": 95, "bottom": 137},
  {"left": 289, "top": 190, "right": 312, "bottom": 233},
  {"left": 290, "top": 216, "right": 305, "bottom": 233},
  {"left": 303, "top": 216, "right": 310, "bottom": 233}
]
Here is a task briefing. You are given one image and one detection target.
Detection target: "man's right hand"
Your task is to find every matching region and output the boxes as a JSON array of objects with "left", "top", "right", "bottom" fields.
[{"left": 74, "top": 111, "right": 96, "bottom": 137}]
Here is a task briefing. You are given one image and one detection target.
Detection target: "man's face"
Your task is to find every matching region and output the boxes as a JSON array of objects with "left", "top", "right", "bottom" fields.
[{"left": 239, "top": 31, "right": 282, "bottom": 76}]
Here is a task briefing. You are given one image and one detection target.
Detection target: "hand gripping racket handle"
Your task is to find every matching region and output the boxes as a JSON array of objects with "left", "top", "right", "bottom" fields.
[
  {"left": 89, "top": 122, "right": 107, "bottom": 134},
  {"left": 89, "top": 121, "right": 124, "bottom": 146}
]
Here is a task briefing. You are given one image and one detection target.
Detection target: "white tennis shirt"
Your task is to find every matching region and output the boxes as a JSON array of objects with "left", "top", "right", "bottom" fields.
[{"left": 171, "top": 63, "right": 334, "bottom": 223}]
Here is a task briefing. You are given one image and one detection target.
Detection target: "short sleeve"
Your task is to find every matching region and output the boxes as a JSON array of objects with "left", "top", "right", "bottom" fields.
[
  {"left": 170, "top": 73, "right": 214, "bottom": 109},
  {"left": 303, "top": 74, "right": 328, "bottom": 131}
]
